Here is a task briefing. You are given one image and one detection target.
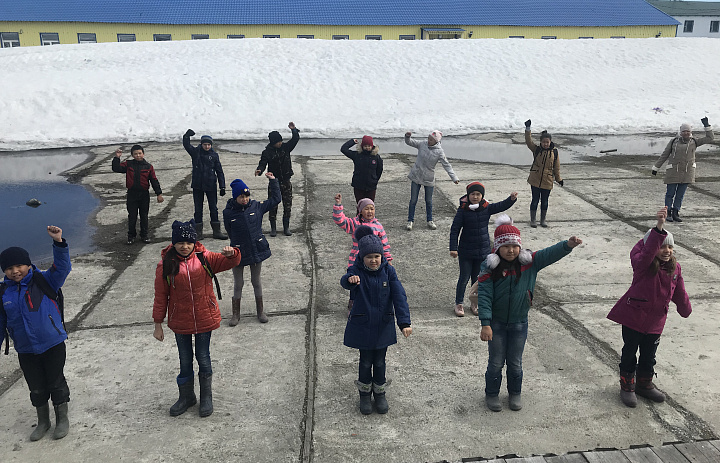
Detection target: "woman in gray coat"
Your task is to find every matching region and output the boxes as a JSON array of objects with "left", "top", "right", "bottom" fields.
[{"left": 652, "top": 118, "right": 713, "bottom": 222}]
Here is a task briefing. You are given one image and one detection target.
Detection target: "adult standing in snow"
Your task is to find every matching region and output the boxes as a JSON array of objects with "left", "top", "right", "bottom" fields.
[
  {"left": 404, "top": 130, "right": 459, "bottom": 231},
  {"left": 255, "top": 122, "right": 300, "bottom": 237},
  {"left": 182, "top": 130, "right": 228, "bottom": 240},
  {"left": 524, "top": 120, "right": 563, "bottom": 228},
  {"left": 652, "top": 118, "right": 713, "bottom": 223}
]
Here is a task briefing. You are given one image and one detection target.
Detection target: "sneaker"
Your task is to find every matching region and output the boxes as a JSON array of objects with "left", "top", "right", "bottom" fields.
[
  {"left": 141, "top": 237, "right": 151, "bottom": 244},
  {"left": 454, "top": 304, "right": 465, "bottom": 317},
  {"left": 406, "top": 221, "right": 413, "bottom": 231},
  {"left": 427, "top": 220, "right": 437, "bottom": 230},
  {"left": 126, "top": 237, "right": 135, "bottom": 245}
]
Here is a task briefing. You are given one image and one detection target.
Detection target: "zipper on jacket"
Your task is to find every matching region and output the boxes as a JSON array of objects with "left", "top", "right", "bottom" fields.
[
  {"left": 48, "top": 314, "right": 62, "bottom": 335},
  {"left": 184, "top": 258, "right": 198, "bottom": 333}
]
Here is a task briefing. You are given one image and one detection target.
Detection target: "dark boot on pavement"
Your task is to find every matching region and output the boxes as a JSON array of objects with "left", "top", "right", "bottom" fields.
[
  {"left": 229, "top": 297, "right": 241, "bottom": 327},
  {"left": 30, "top": 403, "right": 51, "bottom": 441},
  {"left": 194, "top": 222, "right": 204, "bottom": 240},
  {"left": 530, "top": 210, "right": 537, "bottom": 228},
  {"left": 210, "top": 221, "right": 228, "bottom": 239},
  {"left": 508, "top": 393, "right": 522, "bottom": 411},
  {"left": 671, "top": 208, "right": 683, "bottom": 223},
  {"left": 283, "top": 216, "right": 293, "bottom": 236},
  {"left": 355, "top": 381, "right": 373, "bottom": 415},
  {"left": 198, "top": 373, "right": 213, "bottom": 417},
  {"left": 540, "top": 210, "right": 548, "bottom": 228},
  {"left": 636, "top": 371, "right": 665, "bottom": 403},
  {"left": 485, "top": 395, "right": 502, "bottom": 412},
  {"left": 170, "top": 376, "right": 197, "bottom": 416},
  {"left": 255, "top": 296, "right": 268, "bottom": 323},
  {"left": 53, "top": 402, "right": 69, "bottom": 439},
  {"left": 620, "top": 370, "right": 638, "bottom": 408},
  {"left": 372, "top": 382, "right": 389, "bottom": 414},
  {"left": 269, "top": 219, "right": 277, "bottom": 237}
]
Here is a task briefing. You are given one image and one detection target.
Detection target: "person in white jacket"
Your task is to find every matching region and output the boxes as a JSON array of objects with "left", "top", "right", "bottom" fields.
[{"left": 404, "top": 130, "right": 459, "bottom": 230}]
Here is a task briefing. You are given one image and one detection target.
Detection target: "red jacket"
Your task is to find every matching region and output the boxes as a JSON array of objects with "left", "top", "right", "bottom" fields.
[
  {"left": 153, "top": 242, "right": 240, "bottom": 334},
  {"left": 112, "top": 157, "right": 162, "bottom": 194},
  {"left": 607, "top": 229, "right": 691, "bottom": 335}
]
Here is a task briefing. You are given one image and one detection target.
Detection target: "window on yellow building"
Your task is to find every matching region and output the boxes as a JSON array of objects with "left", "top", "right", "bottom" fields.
[
  {"left": 118, "top": 34, "right": 136, "bottom": 42},
  {"left": 263, "top": 34, "right": 280, "bottom": 38},
  {"left": 399, "top": 35, "right": 415, "bottom": 40},
  {"left": 78, "top": 33, "right": 96, "bottom": 44},
  {"left": 332, "top": 35, "right": 349, "bottom": 40},
  {"left": 154, "top": 34, "right": 171, "bottom": 41},
  {"left": 40, "top": 33, "right": 60, "bottom": 46},
  {"left": 297, "top": 35, "right": 314, "bottom": 39},
  {"left": 1, "top": 32, "right": 20, "bottom": 48},
  {"left": 509, "top": 36, "right": 524, "bottom": 39},
  {"left": 228, "top": 34, "right": 245, "bottom": 39},
  {"left": 192, "top": 34, "right": 209, "bottom": 40},
  {"left": 365, "top": 35, "right": 381, "bottom": 40}
]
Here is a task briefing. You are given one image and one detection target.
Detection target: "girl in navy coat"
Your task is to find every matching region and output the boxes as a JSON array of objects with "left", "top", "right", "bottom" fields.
[
  {"left": 340, "top": 135, "right": 383, "bottom": 202},
  {"left": 223, "top": 173, "right": 281, "bottom": 324},
  {"left": 449, "top": 182, "right": 517, "bottom": 317},
  {"left": 341, "top": 226, "right": 412, "bottom": 415}
]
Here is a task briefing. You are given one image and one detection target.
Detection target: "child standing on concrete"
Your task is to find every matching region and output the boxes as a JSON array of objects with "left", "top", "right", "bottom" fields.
[
  {"left": 523, "top": 120, "right": 563, "bottom": 228},
  {"left": 341, "top": 225, "right": 412, "bottom": 415},
  {"left": 152, "top": 219, "right": 241, "bottom": 418},
  {"left": 449, "top": 182, "right": 517, "bottom": 317},
  {"left": 404, "top": 130, "right": 460, "bottom": 231},
  {"left": 223, "top": 173, "right": 281, "bottom": 325},
  {"left": 477, "top": 215, "right": 581, "bottom": 412},
  {"left": 340, "top": 136, "right": 383, "bottom": 203},
  {"left": 607, "top": 206, "right": 691, "bottom": 408},
  {"left": 0, "top": 225, "right": 72, "bottom": 441},
  {"left": 255, "top": 122, "right": 300, "bottom": 236},
  {"left": 112, "top": 146, "right": 164, "bottom": 244}
]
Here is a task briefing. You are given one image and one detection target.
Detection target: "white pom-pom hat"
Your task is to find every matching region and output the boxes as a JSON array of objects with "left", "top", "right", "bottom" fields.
[{"left": 486, "top": 214, "right": 533, "bottom": 269}]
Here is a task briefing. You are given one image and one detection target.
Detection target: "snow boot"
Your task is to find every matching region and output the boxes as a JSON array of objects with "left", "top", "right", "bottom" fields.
[
  {"left": 485, "top": 395, "right": 502, "bottom": 412},
  {"left": 620, "top": 370, "right": 638, "bottom": 408},
  {"left": 198, "top": 373, "right": 213, "bottom": 417},
  {"left": 540, "top": 210, "right": 548, "bottom": 228},
  {"left": 255, "top": 296, "right": 268, "bottom": 323},
  {"left": 229, "top": 297, "right": 241, "bottom": 327},
  {"left": 282, "top": 216, "right": 292, "bottom": 236},
  {"left": 269, "top": 219, "right": 277, "bottom": 237},
  {"left": 29, "top": 403, "right": 51, "bottom": 441},
  {"left": 671, "top": 208, "right": 683, "bottom": 223},
  {"left": 372, "top": 382, "right": 389, "bottom": 414},
  {"left": 355, "top": 380, "right": 373, "bottom": 415},
  {"left": 53, "top": 403, "right": 69, "bottom": 440},
  {"left": 530, "top": 210, "right": 537, "bottom": 228},
  {"left": 508, "top": 394, "right": 522, "bottom": 411},
  {"left": 194, "top": 222, "right": 204, "bottom": 240},
  {"left": 210, "top": 221, "right": 228, "bottom": 240},
  {"left": 169, "top": 376, "right": 197, "bottom": 416},
  {"left": 636, "top": 371, "right": 665, "bottom": 403}
]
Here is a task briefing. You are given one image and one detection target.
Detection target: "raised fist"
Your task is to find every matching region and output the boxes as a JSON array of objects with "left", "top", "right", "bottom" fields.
[
  {"left": 184, "top": 129, "right": 195, "bottom": 138},
  {"left": 524, "top": 119, "right": 531, "bottom": 128}
]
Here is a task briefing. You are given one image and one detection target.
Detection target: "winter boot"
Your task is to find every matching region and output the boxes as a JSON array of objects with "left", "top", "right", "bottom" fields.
[
  {"left": 198, "top": 373, "right": 213, "bottom": 417},
  {"left": 52, "top": 403, "right": 69, "bottom": 440},
  {"left": 355, "top": 381, "right": 373, "bottom": 415},
  {"left": 540, "top": 210, "right": 548, "bottom": 228},
  {"left": 636, "top": 372, "right": 665, "bottom": 403},
  {"left": 269, "top": 219, "right": 277, "bottom": 237},
  {"left": 282, "top": 216, "right": 293, "bottom": 236},
  {"left": 372, "top": 382, "right": 389, "bottom": 414},
  {"left": 169, "top": 376, "right": 197, "bottom": 416},
  {"left": 671, "top": 208, "right": 683, "bottom": 223},
  {"left": 666, "top": 210, "right": 673, "bottom": 222},
  {"left": 619, "top": 371, "right": 638, "bottom": 408},
  {"left": 29, "top": 403, "right": 51, "bottom": 441},
  {"left": 508, "top": 394, "right": 522, "bottom": 411},
  {"left": 485, "top": 395, "right": 502, "bottom": 412},
  {"left": 210, "top": 221, "right": 228, "bottom": 240},
  {"left": 255, "top": 296, "right": 268, "bottom": 323},
  {"left": 229, "top": 297, "right": 241, "bottom": 327},
  {"left": 194, "top": 222, "right": 204, "bottom": 240},
  {"left": 530, "top": 210, "right": 537, "bottom": 228}
]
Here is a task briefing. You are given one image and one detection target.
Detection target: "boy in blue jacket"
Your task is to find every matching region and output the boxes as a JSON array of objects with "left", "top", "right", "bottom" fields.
[
  {"left": 341, "top": 225, "right": 412, "bottom": 415},
  {"left": 0, "top": 225, "right": 72, "bottom": 441}
]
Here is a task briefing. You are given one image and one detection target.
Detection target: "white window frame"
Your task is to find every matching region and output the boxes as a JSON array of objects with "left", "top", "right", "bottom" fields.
[
  {"left": 399, "top": 35, "right": 415, "bottom": 40},
  {"left": 192, "top": 34, "right": 209, "bottom": 40},
  {"left": 77, "top": 33, "right": 97, "bottom": 44},
  {"left": 710, "top": 21, "right": 719, "bottom": 33},
  {"left": 297, "top": 35, "right": 314, "bottom": 39},
  {"left": 332, "top": 35, "right": 349, "bottom": 40},
  {"left": 40, "top": 32, "right": 60, "bottom": 46},
  {"left": 365, "top": 35, "right": 382, "bottom": 40},
  {"left": 153, "top": 34, "right": 171, "bottom": 41},
  {"left": 683, "top": 20, "right": 694, "bottom": 33},
  {"left": 227, "top": 34, "right": 245, "bottom": 39},
  {"left": 1, "top": 32, "right": 20, "bottom": 48},
  {"left": 117, "top": 33, "right": 136, "bottom": 42}
]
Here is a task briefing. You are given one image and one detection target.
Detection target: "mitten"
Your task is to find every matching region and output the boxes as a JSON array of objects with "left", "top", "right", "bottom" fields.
[
  {"left": 701, "top": 117, "right": 710, "bottom": 127},
  {"left": 558, "top": 180, "right": 564, "bottom": 187},
  {"left": 651, "top": 170, "right": 657, "bottom": 176},
  {"left": 524, "top": 119, "right": 531, "bottom": 128},
  {"left": 184, "top": 129, "right": 195, "bottom": 138},
  {"left": 219, "top": 188, "right": 226, "bottom": 197}
]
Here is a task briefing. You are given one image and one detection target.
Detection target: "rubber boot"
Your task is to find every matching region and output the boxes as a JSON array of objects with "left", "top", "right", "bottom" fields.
[
  {"left": 540, "top": 210, "right": 548, "bottom": 228},
  {"left": 198, "top": 373, "right": 213, "bottom": 417},
  {"left": 169, "top": 376, "right": 197, "bottom": 416},
  {"left": 485, "top": 395, "right": 502, "bottom": 412},
  {"left": 255, "top": 296, "right": 268, "bottom": 323},
  {"left": 355, "top": 381, "right": 373, "bottom": 415},
  {"left": 530, "top": 210, "right": 537, "bottom": 228},
  {"left": 229, "top": 296, "right": 241, "bottom": 327},
  {"left": 52, "top": 403, "right": 69, "bottom": 440},
  {"left": 666, "top": 209, "right": 674, "bottom": 222},
  {"left": 373, "top": 382, "right": 389, "bottom": 414},
  {"left": 283, "top": 216, "right": 293, "bottom": 236},
  {"left": 210, "top": 221, "right": 228, "bottom": 240},
  {"left": 508, "top": 393, "right": 522, "bottom": 411},
  {"left": 194, "top": 222, "right": 204, "bottom": 240},
  {"left": 29, "top": 403, "right": 51, "bottom": 441},
  {"left": 269, "top": 219, "right": 277, "bottom": 237},
  {"left": 671, "top": 208, "right": 683, "bottom": 223},
  {"left": 636, "top": 371, "right": 665, "bottom": 403},
  {"left": 620, "top": 371, "right": 638, "bottom": 408}
]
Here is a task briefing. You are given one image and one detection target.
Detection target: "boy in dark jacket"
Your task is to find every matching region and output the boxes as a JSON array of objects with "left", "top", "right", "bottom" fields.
[
  {"left": 112, "top": 145, "right": 164, "bottom": 244},
  {"left": 183, "top": 129, "right": 228, "bottom": 240},
  {"left": 1, "top": 226, "right": 72, "bottom": 441},
  {"left": 340, "top": 136, "right": 383, "bottom": 202},
  {"left": 255, "top": 122, "right": 300, "bottom": 236}
]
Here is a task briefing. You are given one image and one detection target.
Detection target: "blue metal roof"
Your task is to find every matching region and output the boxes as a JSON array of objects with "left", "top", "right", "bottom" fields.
[{"left": 0, "top": 0, "right": 679, "bottom": 27}]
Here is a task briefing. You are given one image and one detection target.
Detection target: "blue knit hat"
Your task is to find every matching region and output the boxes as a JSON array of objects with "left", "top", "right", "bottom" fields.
[
  {"left": 200, "top": 135, "right": 213, "bottom": 145},
  {"left": 231, "top": 178, "right": 250, "bottom": 199},
  {"left": 0, "top": 246, "right": 32, "bottom": 271},
  {"left": 355, "top": 225, "right": 383, "bottom": 260},
  {"left": 172, "top": 219, "right": 197, "bottom": 244}
]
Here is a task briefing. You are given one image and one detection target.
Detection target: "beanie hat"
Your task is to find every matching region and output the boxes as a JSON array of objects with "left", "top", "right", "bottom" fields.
[
  {"left": 680, "top": 123, "right": 692, "bottom": 132},
  {"left": 269, "top": 131, "right": 283, "bottom": 144},
  {"left": 540, "top": 130, "right": 552, "bottom": 140},
  {"left": 361, "top": 135, "right": 374, "bottom": 147},
  {"left": 0, "top": 246, "right": 32, "bottom": 271},
  {"left": 231, "top": 178, "right": 250, "bottom": 199},
  {"left": 200, "top": 135, "right": 213, "bottom": 145},
  {"left": 430, "top": 130, "right": 443, "bottom": 143},
  {"left": 172, "top": 219, "right": 197, "bottom": 245},
  {"left": 356, "top": 198, "right": 375, "bottom": 216},
  {"left": 492, "top": 214, "right": 522, "bottom": 251},
  {"left": 466, "top": 181, "right": 485, "bottom": 197},
  {"left": 355, "top": 225, "right": 383, "bottom": 261},
  {"left": 644, "top": 228, "right": 674, "bottom": 247}
]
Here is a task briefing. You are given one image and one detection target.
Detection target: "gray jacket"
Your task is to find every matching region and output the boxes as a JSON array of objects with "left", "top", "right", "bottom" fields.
[
  {"left": 653, "top": 127, "right": 714, "bottom": 184},
  {"left": 405, "top": 135, "right": 459, "bottom": 186}
]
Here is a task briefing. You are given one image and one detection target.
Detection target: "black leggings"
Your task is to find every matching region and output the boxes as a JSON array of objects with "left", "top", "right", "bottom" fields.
[
  {"left": 619, "top": 325, "right": 661, "bottom": 374},
  {"left": 18, "top": 342, "right": 70, "bottom": 407},
  {"left": 530, "top": 185, "right": 551, "bottom": 212}
]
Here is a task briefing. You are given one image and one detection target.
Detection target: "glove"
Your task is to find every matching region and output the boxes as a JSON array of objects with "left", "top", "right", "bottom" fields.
[
  {"left": 184, "top": 129, "right": 195, "bottom": 138},
  {"left": 701, "top": 117, "right": 710, "bottom": 127},
  {"left": 651, "top": 170, "right": 657, "bottom": 176},
  {"left": 558, "top": 180, "right": 564, "bottom": 187},
  {"left": 219, "top": 188, "right": 226, "bottom": 197},
  {"left": 524, "top": 119, "right": 531, "bottom": 128}
]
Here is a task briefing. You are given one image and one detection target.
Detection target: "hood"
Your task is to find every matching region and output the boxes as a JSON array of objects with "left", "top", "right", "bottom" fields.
[{"left": 160, "top": 242, "right": 208, "bottom": 260}]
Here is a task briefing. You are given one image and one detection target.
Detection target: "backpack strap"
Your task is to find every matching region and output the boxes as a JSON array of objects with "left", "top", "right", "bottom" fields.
[
  {"left": 31, "top": 272, "right": 65, "bottom": 331},
  {"left": 195, "top": 252, "right": 222, "bottom": 300}
]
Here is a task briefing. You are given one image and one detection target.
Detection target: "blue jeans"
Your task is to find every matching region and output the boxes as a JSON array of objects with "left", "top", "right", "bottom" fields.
[
  {"left": 456, "top": 256, "right": 483, "bottom": 305},
  {"left": 408, "top": 182, "right": 434, "bottom": 222},
  {"left": 485, "top": 320, "right": 528, "bottom": 396},
  {"left": 358, "top": 348, "right": 387, "bottom": 385},
  {"left": 665, "top": 183, "right": 689, "bottom": 211},
  {"left": 193, "top": 188, "right": 219, "bottom": 223},
  {"left": 175, "top": 331, "right": 212, "bottom": 383},
  {"left": 530, "top": 186, "right": 551, "bottom": 212}
]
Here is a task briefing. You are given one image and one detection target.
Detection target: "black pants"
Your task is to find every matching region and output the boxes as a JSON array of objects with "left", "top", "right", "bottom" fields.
[
  {"left": 193, "top": 188, "right": 219, "bottom": 223},
  {"left": 619, "top": 325, "right": 661, "bottom": 374},
  {"left": 127, "top": 189, "right": 151, "bottom": 239},
  {"left": 353, "top": 187, "right": 376, "bottom": 203},
  {"left": 530, "top": 185, "right": 551, "bottom": 212},
  {"left": 358, "top": 347, "right": 387, "bottom": 385},
  {"left": 269, "top": 181, "right": 293, "bottom": 221},
  {"left": 18, "top": 342, "right": 70, "bottom": 407}
]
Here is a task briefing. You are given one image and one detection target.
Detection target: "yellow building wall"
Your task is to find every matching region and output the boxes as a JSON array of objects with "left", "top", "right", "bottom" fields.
[{"left": 0, "top": 21, "right": 678, "bottom": 47}]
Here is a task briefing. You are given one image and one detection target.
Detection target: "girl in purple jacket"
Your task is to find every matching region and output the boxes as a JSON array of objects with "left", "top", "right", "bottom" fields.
[{"left": 606, "top": 206, "right": 691, "bottom": 408}]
